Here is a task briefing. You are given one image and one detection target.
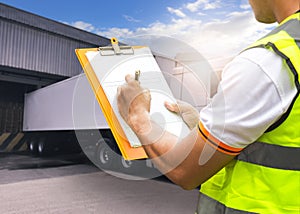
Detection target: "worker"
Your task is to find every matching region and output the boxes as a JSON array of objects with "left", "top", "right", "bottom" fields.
[{"left": 117, "top": 0, "right": 300, "bottom": 213}]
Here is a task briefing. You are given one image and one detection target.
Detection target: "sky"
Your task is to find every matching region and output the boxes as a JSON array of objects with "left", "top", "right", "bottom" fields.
[{"left": 1, "top": 0, "right": 276, "bottom": 70}]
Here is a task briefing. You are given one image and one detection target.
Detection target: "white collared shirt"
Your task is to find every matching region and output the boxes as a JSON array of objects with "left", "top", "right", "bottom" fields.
[{"left": 199, "top": 47, "right": 297, "bottom": 151}]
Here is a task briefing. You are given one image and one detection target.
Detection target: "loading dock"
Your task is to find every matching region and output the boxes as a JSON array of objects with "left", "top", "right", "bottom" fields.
[{"left": 0, "top": 3, "right": 109, "bottom": 152}]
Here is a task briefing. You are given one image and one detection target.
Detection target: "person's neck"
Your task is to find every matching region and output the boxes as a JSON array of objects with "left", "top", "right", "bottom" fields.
[{"left": 273, "top": 5, "right": 300, "bottom": 23}]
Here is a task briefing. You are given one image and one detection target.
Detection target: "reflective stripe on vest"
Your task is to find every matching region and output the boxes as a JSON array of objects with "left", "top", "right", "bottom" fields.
[
  {"left": 196, "top": 193, "right": 256, "bottom": 214},
  {"left": 199, "top": 13, "right": 300, "bottom": 214},
  {"left": 237, "top": 141, "right": 300, "bottom": 170}
]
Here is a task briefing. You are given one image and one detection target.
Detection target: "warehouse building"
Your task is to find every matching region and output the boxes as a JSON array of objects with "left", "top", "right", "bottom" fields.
[{"left": 0, "top": 3, "right": 110, "bottom": 152}]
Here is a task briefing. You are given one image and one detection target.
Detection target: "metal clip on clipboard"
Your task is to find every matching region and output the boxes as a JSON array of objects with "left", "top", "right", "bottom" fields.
[{"left": 98, "top": 37, "right": 134, "bottom": 56}]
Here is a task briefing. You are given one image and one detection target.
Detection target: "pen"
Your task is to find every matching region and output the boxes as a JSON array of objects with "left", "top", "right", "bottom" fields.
[{"left": 135, "top": 70, "right": 140, "bottom": 82}]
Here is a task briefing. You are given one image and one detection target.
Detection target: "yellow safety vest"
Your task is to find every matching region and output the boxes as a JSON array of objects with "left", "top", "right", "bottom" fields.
[{"left": 199, "top": 12, "right": 300, "bottom": 213}]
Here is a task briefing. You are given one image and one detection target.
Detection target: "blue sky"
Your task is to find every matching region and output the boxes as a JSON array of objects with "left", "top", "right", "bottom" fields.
[
  {"left": 1, "top": 0, "right": 188, "bottom": 29},
  {"left": 1, "top": 0, "right": 250, "bottom": 29},
  {"left": 1, "top": 0, "right": 275, "bottom": 69}
]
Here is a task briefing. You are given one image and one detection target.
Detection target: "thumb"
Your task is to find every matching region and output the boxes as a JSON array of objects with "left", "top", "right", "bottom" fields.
[
  {"left": 164, "top": 101, "right": 180, "bottom": 113},
  {"left": 175, "top": 100, "right": 194, "bottom": 113}
]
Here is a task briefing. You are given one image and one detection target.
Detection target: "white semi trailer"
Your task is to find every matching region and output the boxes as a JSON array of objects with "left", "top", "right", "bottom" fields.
[{"left": 23, "top": 51, "right": 218, "bottom": 172}]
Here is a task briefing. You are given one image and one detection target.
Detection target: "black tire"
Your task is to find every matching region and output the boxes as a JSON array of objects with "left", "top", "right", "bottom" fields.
[
  {"left": 117, "top": 157, "right": 143, "bottom": 175},
  {"left": 119, "top": 157, "right": 134, "bottom": 173},
  {"left": 37, "top": 140, "right": 47, "bottom": 156},
  {"left": 28, "top": 140, "right": 38, "bottom": 156},
  {"left": 120, "top": 158, "right": 134, "bottom": 169},
  {"left": 95, "top": 139, "right": 116, "bottom": 170}
]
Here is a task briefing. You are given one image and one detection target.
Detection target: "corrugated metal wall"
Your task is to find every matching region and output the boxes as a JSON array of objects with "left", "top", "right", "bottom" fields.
[
  {"left": 0, "top": 3, "right": 111, "bottom": 144},
  {"left": 0, "top": 3, "right": 110, "bottom": 77},
  {"left": 0, "top": 20, "right": 82, "bottom": 77}
]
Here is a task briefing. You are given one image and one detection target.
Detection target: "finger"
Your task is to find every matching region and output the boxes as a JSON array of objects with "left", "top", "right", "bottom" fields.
[
  {"left": 143, "top": 88, "right": 152, "bottom": 102},
  {"left": 117, "top": 86, "right": 121, "bottom": 95},
  {"left": 143, "top": 88, "right": 151, "bottom": 97},
  {"left": 164, "top": 101, "right": 180, "bottom": 113},
  {"left": 125, "top": 74, "right": 135, "bottom": 83}
]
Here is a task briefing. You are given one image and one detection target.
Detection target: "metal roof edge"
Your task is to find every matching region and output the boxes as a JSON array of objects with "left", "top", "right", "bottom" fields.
[{"left": 0, "top": 3, "right": 110, "bottom": 46}]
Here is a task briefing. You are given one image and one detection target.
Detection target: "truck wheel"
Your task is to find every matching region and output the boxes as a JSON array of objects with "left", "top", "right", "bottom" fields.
[
  {"left": 121, "top": 158, "right": 134, "bottom": 169},
  {"left": 95, "top": 139, "right": 115, "bottom": 170},
  {"left": 37, "top": 141, "right": 46, "bottom": 156},
  {"left": 118, "top": 157, "right": 143, "bottom": 175},
  {"left": 28, "top": 140, "right": 38, "bottom": 156}
]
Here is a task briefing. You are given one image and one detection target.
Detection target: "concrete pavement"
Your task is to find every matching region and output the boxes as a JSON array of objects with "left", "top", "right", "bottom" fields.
[{"left": 0, "top": 171, "right": 198, "bottom": 214}]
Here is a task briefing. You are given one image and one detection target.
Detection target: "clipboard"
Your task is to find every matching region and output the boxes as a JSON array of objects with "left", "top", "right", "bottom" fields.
[{"left": 75, "top": 38, "right": 189, "bottom": 160}]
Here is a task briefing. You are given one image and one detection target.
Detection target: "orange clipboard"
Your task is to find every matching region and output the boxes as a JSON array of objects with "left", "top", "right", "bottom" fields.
[{"left": 75, "top": 38, "right": 148, "bottom": 160}]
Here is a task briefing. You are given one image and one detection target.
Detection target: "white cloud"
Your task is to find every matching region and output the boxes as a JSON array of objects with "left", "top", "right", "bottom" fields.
[
  {"left": 195, "top": 11, "right": 276, "bottom": 57},
  {"left": 167, "top": 7, "right": 186, "bottom": 18},
  {"left": 198, "top": 12, "right": 207, "bottom": 16},
  {"left": 69, "top": 21, "right": 95, "bottom": 32},
  {"left": 240, "top": 4, "right": 251, "bottom": 10},
  {"left": 97, "top": 27, "right": 134, "bottom": 39},
  {"left": 97, "top": 10, "right": 276, "bottom": 71},
  {"left": 102, "top": 12, "right": 271, "bottom": 53},
  {"left": 203, "top": 2, "right": 220, "bottom": 10},
  {"left": 186, "top": 0, "right": 221, "bottom": 12},
  {"left": 67, "top": 3, "right": 276, "bottom": 71},
  {"left": 123, "top": 15, "right": 140, "bottom": 23},
  {"left": 186, "top": 0, "right": 207, "bottom": 12}
]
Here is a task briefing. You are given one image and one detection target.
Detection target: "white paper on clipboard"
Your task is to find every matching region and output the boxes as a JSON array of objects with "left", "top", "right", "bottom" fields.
[{"left": 85, "top": 46, "right": 190, "bottom": 148}]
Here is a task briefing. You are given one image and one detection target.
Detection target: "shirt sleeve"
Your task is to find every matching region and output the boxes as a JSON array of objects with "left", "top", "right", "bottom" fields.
[{"left": 199, "top": 48, "right": 295, "bottom": 154}]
